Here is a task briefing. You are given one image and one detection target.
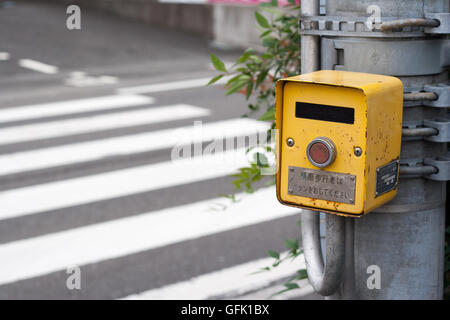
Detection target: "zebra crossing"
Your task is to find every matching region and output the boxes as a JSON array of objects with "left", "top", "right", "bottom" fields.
[
  {"left": 0, "top": 83, "right": 307, "bottom": 299},
  {"left": 0, "top": 104, "right": 210, "bottom": 145},
  {"left": 0, "top": 94, "right": 154, "bottom": 125}
]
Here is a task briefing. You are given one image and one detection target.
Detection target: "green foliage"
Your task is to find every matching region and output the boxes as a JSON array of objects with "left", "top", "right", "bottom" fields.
[
  {"left": 208, "top": 1, "right": 301, "bottom": 194},
  {"left": 263, "top": 225, "right": 309, "bottom": 297},
  {"left": 268, "top": 250, "right": 281, "bottom": 260},
  {"left": 255, "top": 11, "right": 271, "bottom": 29},
  {"left": 210, "top": 53, "right": 227, "bottom": 73}
]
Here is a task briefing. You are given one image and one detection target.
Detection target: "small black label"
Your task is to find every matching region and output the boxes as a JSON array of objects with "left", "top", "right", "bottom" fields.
[{"left": 375, "top": 160, "right": 399, "bottom": 197}]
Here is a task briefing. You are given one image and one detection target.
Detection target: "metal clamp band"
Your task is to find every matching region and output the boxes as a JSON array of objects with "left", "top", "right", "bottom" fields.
[
  {"left": 402, "top": 119, "right": 450, "bottom": 142},
  {"left": 423, "top": 158, "right": 450, "bottom": 181},
  {"left": 300, "top": 14, "right": 450, "bottom": 37},
  {"left": 423, "top": 84, "right": 450, "bottom": 108},
  {"left": 372, "top": 201, "right": 445, "bottom": 214},
  {"left": 423, "top": 119, "right": 450, "bottom": 142},
  {"left": 321, "top": 38, "right": 449, "bottom": 76},
  {"left": 424, "top": 13, "right": 450, "bottom": 34},
  {"left": 399, "top": 158, "right": 450, "bottom": 181},
  {"left": 301, "top": 16, "right": 427, "bottom": 37}
]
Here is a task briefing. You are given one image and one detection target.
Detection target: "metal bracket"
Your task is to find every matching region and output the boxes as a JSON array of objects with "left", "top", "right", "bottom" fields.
[
  {"left": 403, "top": 83, "right": 449, "bottom": 107},
  {"left": 400, "top": 157, "right": 450, "bottom": 181},
  {"left": 424, "top": 13, "right": 450, "bottom": 34},
  {"left": 423, "top": 158, "right": 450, "bottom": 181},
  {"left": 301, "top": 14, "right": 450, "bottom": 37},
  {"left": 423, "top": 119, "right": 450, "bottom": 142},
  {"left": 423, "top": 84, "right": 450, "bottom": 108},
  {"left": 300, "top": 16, "right": 430, "bottom": 38},
  {"left": 402, "top": 119, "right": 450, "bottom": 142}
]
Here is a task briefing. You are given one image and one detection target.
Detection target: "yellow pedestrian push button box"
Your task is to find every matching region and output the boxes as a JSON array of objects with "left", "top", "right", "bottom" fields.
[{"left": 275, "top": 70, "right": 403, "bottom": 217}]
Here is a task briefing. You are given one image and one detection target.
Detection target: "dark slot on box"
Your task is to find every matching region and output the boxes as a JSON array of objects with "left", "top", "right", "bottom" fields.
[{"left": 295, "top": 102, "right": 355, "bottom": 124}]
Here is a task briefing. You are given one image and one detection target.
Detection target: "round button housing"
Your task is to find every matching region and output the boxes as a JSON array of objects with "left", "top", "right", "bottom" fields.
[{"left": 307, "top": 137, "right": 337, "bottom": 168}]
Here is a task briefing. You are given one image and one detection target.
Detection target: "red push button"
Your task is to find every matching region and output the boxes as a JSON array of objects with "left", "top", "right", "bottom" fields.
[
  {"left": 307, "top": 137, "right": 336, "bottom": 168},
  {"left": 309, "top": 142, "right": 330, "bottom": 164}
]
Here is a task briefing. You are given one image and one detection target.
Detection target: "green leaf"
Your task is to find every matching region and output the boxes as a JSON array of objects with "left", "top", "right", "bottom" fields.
[
  {"left": 262, "top": 36, "right": 277, "bottom": 48},
  {"left": 254, "top": 152, "right": 269, "bottom": 167},
  {"left": 207, "top": 74, "right": 224, "bottom": 85},
  {"left": 248, "top": 103, "right": 258, "bottom": 111},
  {"left": 226, "top": 74, "right": 245, "bottom": 86},
  {"left": 259, "top": 107, "right": 275, "bottom": 121},
  {"left": 245, "top": 80, "right": 253, "bottom": 100},
  {"left": 255, "top": 11, "right": 271, "bottom": 29},
  {"left": 256, "top": 69, "right": 269, "bottom": 87},
  {"left": 244, "top": 48, "right": 255, "bottom": 54},
  {"left": 260, "top": 0, "right": 278, "bottom": 7},
  {"left": 249, "top": 55, "right": 263, "bottom": 64},
  {"left": 268, "top": 250, "right": 280, "bottom": 260},
  {"left": 218, "top": 193, "right": 240, "bottom": 203},
  {"left": 210, "top": 53, "right": 227, "bottom": 72},
  {"left": 236, "top": 55, "right": 250, "bottom": 64},
  {"left": 250, "top": 267, "right": 271, "bottom": 275},
  {"left": 296, "top": 269, "right": 308, "bottom": 280},
  {"left": 284, "top": 282, "right": 300, "bottom": 290},
  {"left": 270, "top": 281, "right": 300, "bottom": 297},
  {"left": 225, "top": 79, "right": 248, "bottom": 95},
  {"left": 285, "top": 238, "right": 299, "bottom": 250},
  {"left": 259, "top": 30, "right": 272, "bottom": 38}
]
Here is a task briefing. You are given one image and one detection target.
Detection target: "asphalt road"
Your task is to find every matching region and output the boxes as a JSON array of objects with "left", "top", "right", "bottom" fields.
[{"left": 0, "top": 0, "right": 316, "bottom": 299}]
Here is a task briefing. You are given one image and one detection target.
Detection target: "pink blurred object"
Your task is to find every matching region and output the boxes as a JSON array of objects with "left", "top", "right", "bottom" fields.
[{"left": 207, "top": 0, "right": 300, "bottom": 6}]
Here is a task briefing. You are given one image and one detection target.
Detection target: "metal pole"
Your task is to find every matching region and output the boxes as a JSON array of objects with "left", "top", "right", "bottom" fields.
[
  {"left": 301, "top": 0, "right": 320, "bottom": 74},
  {"left": 299, "top": 0, "right": 449, "bottom": 299}
]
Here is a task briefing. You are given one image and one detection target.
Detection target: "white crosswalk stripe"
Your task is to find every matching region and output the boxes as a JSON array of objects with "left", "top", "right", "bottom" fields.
[
  {"left": 0, "top": 148, "right": 251, "bottom": 221},
  {"left": 122, "top": 253, "right": 309, "bottom": 300},
  {"left": 18, "top": 59, "right": 59, "bottom": 75},
  {"left": 0, "top": 88, "right": 305, "bottom": 300},
  {"left": 0, "top": 118, "right": 269, "bottom": 176},
  {"left": 0, "top": 52, "right": 10, "bottom": 61},
  {"left": 0, "top": 188, "right": 298, "bottom": 286},
  {"left": 117, "top": 76, "right": 231, "bottom": 95},
  {"left": 0, "top": 104, "right": 210, "bottom": 145},
  {"left": 0, "top": 94, "right": 154, "bottom": 124}
]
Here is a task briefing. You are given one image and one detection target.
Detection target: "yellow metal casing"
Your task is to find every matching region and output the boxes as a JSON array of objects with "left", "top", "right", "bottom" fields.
[{"left": 275, "top": 70, "right": 403, "bottom": 217}]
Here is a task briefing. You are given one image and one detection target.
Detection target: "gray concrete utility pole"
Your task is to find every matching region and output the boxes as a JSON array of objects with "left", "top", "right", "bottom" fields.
[{"left": 299, "top": 0, "right": 449, "bottom": 299}]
